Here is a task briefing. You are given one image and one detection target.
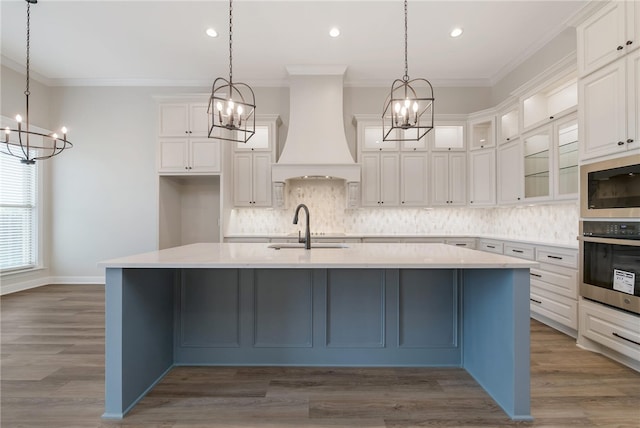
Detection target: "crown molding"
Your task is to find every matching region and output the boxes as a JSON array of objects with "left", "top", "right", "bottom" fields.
[{"left": 1, "top": 55, "right": 52, "bottom": 86}]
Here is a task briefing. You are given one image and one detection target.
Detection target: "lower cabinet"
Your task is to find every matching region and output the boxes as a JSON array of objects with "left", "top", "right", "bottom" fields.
[
  {"left": 445, "top": 238, "right": 476, "bottom": 249},
  {"left": 530, "top": 284, "right": 578, "bottom": 333},
  {"left": 579, "top": 298, "right": 640, "bottom": 365}
]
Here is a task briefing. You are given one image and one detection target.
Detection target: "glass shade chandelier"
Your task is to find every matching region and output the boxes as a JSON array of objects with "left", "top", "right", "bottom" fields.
[
  {"left": 382, "top": 0, "right": 435, "bottom": 142},
  {"left": 2, "top": 0, "right": 72, "bottom": 165},
  {"left": 208, "top": 0, "right": 256, "bottom": 144}
]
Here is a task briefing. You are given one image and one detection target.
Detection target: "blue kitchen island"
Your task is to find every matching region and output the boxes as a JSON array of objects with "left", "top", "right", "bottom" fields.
[{"left": 100, "top": 242, "right": 536, "bottom": 421}]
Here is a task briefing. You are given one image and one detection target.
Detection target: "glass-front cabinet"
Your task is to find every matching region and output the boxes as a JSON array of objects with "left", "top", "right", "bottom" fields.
[
  {"left": 523, "top": 128, "right": 551, "bottom": 200},
  {"left": 554, "top": 115, "right": 579, "bottom": 199}
]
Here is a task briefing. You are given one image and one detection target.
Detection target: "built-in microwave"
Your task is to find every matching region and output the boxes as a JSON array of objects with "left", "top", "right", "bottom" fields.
[{"left": 580, "top": 155, "right": 640, "bottom": 218}]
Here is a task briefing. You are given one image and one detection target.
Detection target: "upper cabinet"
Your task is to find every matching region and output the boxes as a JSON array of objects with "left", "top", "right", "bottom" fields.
[
  {"left": 497, "top": 138, "right": 523, "bottom": 204},
  {"left": 432, "top": 122, "right": 466, "bottom": 151},
  {"left": 554, "top": 115, "right": 579, "bottom": 199},
  {"left": 498, "top": 105, "right": 519, "bottom": 145},
  {"left": 469, "top": 115, "right": 495, "bottom": 151},
  {"left": 521, "top": 74, "right": 577, "bottom": 132},
  {"left": 361, "top": 124, "right": 399, "bottom": 151},
  {"left": 579, "top": 50, "right": 639, "bottom": 160},
  {"left": 159, "top": 103, "right": 209, "bottom": 137},
  {"left": 157, "top": 100, "right": 220, "bottom": 174},
  {"left": 469, "top": 148, "right": 496, "bottom": 206},
  {"left": 431, "top": 152, "right": 466, "bottom": 206},
  {"left": 577, "top": 0, "right": 639, "bottom": 77}
]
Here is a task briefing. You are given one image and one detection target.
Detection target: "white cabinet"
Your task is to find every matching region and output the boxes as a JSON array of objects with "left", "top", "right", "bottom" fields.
[
  {"left": 232, "top": 116, "right": 280, "bottom": 207},
  {"left": 521, "top": 74, "right": 577, "bottom": 132},
  {"left": 469, "top": 116, "right": 495, "bottom": 151},
  {"left": 361, "top": 153, "right": 400, "bottom": 206},
  {"left": 431, "top": 152, "right": 466, "bottom": 206},
  {"left": 432, "top": 123, "right": 466, "bottom": 151},
  {"left": 579, "top": 298, "right": 640, "bottom": 363},
  {"left": 497, "top": 138, "right": 523, "bottom": 204},
  {"left": 553, "top": 115, "right": 579, "bottom": 199},
  {"left": 400, "top": 153, "right": 427, "bottom": 206},
  {"left": 522, "top": 126, "right": 552, "bottom": 201},
  {"left": 159, "top": 103, "right": 209, "bottom": 137},
  {"left": 498, "top": 105, "right": 519, "bottom": 145},
  {"left": 577, "top": 0, "right": 639, "bottom": 77},
  {"left": 361, "top": 123, "right": 399, "bottom": 151},
  {"left": 158, "top": 138, "right": 221, "bottom": 174},
  {"left": 468, "top": 148, "right": 496, "bottom": 206}
]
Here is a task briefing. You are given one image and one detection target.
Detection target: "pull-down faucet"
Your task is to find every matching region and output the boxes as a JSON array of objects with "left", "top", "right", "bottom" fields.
[{"left": 293, "top": 203, "right": 311, "bottom": 250}]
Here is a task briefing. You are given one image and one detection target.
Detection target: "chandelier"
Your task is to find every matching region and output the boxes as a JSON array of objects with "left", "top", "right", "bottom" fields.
[
  {"left": 208, "top": 0, "right": 256, "bottom": 144},
  {"left": 2, "top": 0, "right": 72, "bottom": 165},
  {"left": 382, "top": 0, "right": 435, "bottom": 142}
]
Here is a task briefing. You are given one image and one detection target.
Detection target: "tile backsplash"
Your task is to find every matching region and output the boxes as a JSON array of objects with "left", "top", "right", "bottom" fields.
[{"left": 227, "top": 179, "right": 579, "bottom": 245}]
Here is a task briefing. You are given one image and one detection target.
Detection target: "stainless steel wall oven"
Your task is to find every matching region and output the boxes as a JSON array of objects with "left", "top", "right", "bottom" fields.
[{"left": 580, "top": 221, "right": 640, "bottom": 315}]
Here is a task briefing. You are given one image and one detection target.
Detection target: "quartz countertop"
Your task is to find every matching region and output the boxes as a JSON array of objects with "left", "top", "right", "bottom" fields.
[{"left": 100, "top": 242, "right": 539, "bottom": 269}]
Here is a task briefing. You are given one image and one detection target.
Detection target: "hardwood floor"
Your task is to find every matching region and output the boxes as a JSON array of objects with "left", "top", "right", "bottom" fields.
[{"left": 2, "top": 284, "right": 639, "bottom": 427}]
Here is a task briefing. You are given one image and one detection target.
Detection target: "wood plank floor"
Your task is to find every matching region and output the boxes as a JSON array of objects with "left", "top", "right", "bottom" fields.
[{"left": 1, "top": 284, "right": 639, "bottom": 427}]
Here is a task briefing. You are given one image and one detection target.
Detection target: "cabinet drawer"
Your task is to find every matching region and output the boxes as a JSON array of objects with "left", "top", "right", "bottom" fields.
[
  {"left": 580, "top": 299, "right": 640, "bottom": 361},
  {"left": 445, "top": 238, "right": 476, "bottom": 249},
  {"left": 504, "top": 243, "right": 535, "bottom": 260},
  {"left": 536, "top": 246, "right": 578, "bottom": 269},
  {"left": 478, "top": 240, "right": 503, "bottom": 254},
  {"left": 530, "top": 263, "right": 578, "bottom": 299},
  {"left": 530, "top": 285, "right": 578, "bottom": 330}
]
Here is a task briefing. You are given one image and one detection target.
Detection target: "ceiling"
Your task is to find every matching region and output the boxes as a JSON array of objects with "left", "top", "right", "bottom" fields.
[{"left": 0, "top": 0, "right": 591, "bottom": 88}]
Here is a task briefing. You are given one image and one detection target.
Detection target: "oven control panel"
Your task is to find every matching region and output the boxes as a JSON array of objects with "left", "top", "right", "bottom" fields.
[{"left": 582, "top": 221, "right": 640, "bottom": 240}]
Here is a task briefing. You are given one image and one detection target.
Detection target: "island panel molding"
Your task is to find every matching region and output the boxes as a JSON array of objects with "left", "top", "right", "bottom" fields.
[{"left": 101, "top": 243, "right": 535, "bottom": 421}]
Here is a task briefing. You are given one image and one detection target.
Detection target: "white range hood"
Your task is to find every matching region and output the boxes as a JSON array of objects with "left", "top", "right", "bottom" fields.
[{"left": 271, "top": 65, "right": 360, "bottom": 182}]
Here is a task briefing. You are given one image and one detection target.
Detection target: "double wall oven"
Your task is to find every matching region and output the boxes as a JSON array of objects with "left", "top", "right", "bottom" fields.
[{"left": 579, "top": 155, "right": 640, "bottom": 315}]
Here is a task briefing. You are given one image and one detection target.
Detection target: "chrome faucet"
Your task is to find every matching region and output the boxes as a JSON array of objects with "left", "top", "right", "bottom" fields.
[{"left": 293, "top": 203, "right": 311, "bottom": 250}]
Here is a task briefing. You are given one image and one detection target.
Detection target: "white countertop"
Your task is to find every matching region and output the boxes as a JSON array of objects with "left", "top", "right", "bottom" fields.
[{"left": 100, "top": 243, "right": 539, "bottom": 269}]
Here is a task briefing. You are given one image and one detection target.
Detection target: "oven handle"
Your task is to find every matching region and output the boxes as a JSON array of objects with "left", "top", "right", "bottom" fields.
[
  {"left": 612, "top": 332, "right": 640, "bottom": 347},
  {"left": 578, "top": 236, "right": 640, "bottom": 247}
]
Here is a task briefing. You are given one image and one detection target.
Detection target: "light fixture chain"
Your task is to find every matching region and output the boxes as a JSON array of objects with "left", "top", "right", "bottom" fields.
[
  {"left": 403, "top": 0, "right": 409, "bottom": 81},
  {"left": 25, "top": 1, "right": 31, "bottom": 97},
  {"left": 228, "top": 0, "right": 233, "bottom": 84}
]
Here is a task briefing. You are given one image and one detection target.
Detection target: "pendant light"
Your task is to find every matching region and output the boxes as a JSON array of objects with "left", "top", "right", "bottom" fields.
[
  {"left": 382, "top": 0, "right": 434, "bottom": 142},
  {"left": 2, "top": 0, "right": 72, "bottom": 165},
  {"left": 208, "top": 0, "right": 256, "bottom": 144}
]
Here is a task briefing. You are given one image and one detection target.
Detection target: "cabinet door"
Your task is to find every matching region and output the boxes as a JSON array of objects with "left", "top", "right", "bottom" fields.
[
  {"left": 190, "top": 139, "right": 220, "bottom": 173},
  {"left": 498, "top": 107, "right": 519, "bottom": 144},
  {"left": 469, "top": 148, "right": 496, "bottom": 206},
  {"left": 158, "top": 139, "right": 188, "bottom": 172},
  {"left": 233, "top": 153, "right": 253, "bottom": 206},
  {"left": 379, "top": 153, "right": 399, "bottom": 206},
  {"left": 554, "top": 115, "right": 579, "bottom": 199},
  {"left": 236, "top": 124, "right": 271, "bottom": 151},
  {"left": 469, "top": 118, "right": 495, "bottom": 150},
  {"left": 628, "top": 49, "right": 640, "bottom": 151},
  {"left": 431, "top": 152, "right": 450, "bottom": 206},
  {"left": 448, "top": 153, "right": 467, "bottom": 205},
  {"left": 361, "top": 154, "right": 381, "bottom": 206},
  {"left": 433, "top": 124, "right": 465, "bottom": 151},
  {"left": 159, "top": 104, "right": 189, "bottom": 137},
  {"left": 252, "top": 153, "right": 272, "bottom": 206},
  {"left": 362, "top": 125, "right": 398, "bottom": 151},
  {"left": 523, "top": 126, "right": 551, "bottom": 201},
  {"left": 189, "top": 103, "right": 210, "bottom": 137},
  {"left": 497, "top": 139, "right": 523, "bottom": 204},
  {"left": 579, "top": 59, "right": 627, "bottom": 160},
  {"left": 577, "top": 1, "right": 626, "bottom": 76},
  {"left": 400, "top": 153, "right": 427, "bottom": 206}
]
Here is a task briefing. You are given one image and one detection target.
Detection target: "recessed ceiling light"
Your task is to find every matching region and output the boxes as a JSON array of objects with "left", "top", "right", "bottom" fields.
[
  {"left": 329, "top": 27, "right": 340, "bottom": 38},
  {"left": 206, "top": 28, "right": 218, "bottom": 38},
  {"left": 450, "top": 27, "right": 463, "bottom": 38}
]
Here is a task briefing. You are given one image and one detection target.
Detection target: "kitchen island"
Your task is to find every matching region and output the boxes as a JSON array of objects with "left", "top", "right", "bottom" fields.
[{"left": 100, "top": 242, "right": 537, "bottom": 421}]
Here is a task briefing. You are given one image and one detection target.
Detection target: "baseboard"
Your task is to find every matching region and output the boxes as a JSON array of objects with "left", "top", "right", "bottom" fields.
[
  {"left": 49, "top": 276, "right": 105, "bottom": 285},
  {"left": 1, "top": 276, "right": 105, "bottom": 296}
]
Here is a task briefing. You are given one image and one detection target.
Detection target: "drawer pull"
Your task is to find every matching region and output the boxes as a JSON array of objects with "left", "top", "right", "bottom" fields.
[
  {"left": 487, "top": 245, "right": 495, "bottom": 249},
  {"left": 530, "top": 273, "right": 542, "bottom": 278},
  {"left": 512, "top": 249, "right": 524, "bottom": 253},
  {"left": 612, "top": 332, "right": 640, "bottom": 347},
  {"left": 530, "top": 298, "right": 542, "bottom": 304},
  {"left": 455, "top": 243, "right": 466, "bottom": 246},
  {"left": 547, "top": 255, "right": 563, "bottom": 260}
]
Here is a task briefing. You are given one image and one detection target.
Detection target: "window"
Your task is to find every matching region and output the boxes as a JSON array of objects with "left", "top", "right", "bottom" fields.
[{"left": 0, "top": 146, "right": 39, "bottom": 272}]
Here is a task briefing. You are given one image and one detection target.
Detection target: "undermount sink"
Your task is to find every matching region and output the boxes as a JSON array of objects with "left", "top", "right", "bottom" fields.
[{"left": 268, "top": 243, "right": 349, "bottom": 250}]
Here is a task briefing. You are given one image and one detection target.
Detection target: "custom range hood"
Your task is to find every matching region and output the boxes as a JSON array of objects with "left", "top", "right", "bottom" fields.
[{"left": 271, "top": 66, "right": 360, "bottom": 182}]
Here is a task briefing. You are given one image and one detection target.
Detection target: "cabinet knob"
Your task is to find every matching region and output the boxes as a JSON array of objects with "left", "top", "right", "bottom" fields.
[
  {"left": 618, "top": 141, "right": 625, "bottom": 146},
  {"left": 627, "top": 139, "right": 634, "bottom": 143},
  {"left": 626, "top": 40, "right": 633, "bottom": 46},
  {"left": 448, "top": 148, "right": 451, "bottom": 151},
  {"left": 506, "top": 138, "right": 510, "bottom": 141},
  {"left": 402, "top": 201, "right": 405, "bottom": 204},
  {"left": 185, "top": 131, "right": 188, "bottom": 134},
  {"left": 413, "top": 148, "right": 416, "bottom": 151},
  {"left": 470, "top": 201, "right": 473, "bottom": 204},
  {"left": 480, "top": 145, "right": 484, "bottom": 148},
  {"left": 185, "top": 166, "right": 188, "bottom": 170},
  {"left": 617, "top": 45, "right": 624, "bottom": 50},
  {"left": 549, "top": 116, "right": 554, "bottom": 120},
  {"left": 517, "top": 197, "right": 521, "bottom": 200}
]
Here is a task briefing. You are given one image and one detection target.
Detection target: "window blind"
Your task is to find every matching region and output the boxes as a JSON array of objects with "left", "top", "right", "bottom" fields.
[{"left": 0, "top": 155, "right": 37, "bottom": 271}]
